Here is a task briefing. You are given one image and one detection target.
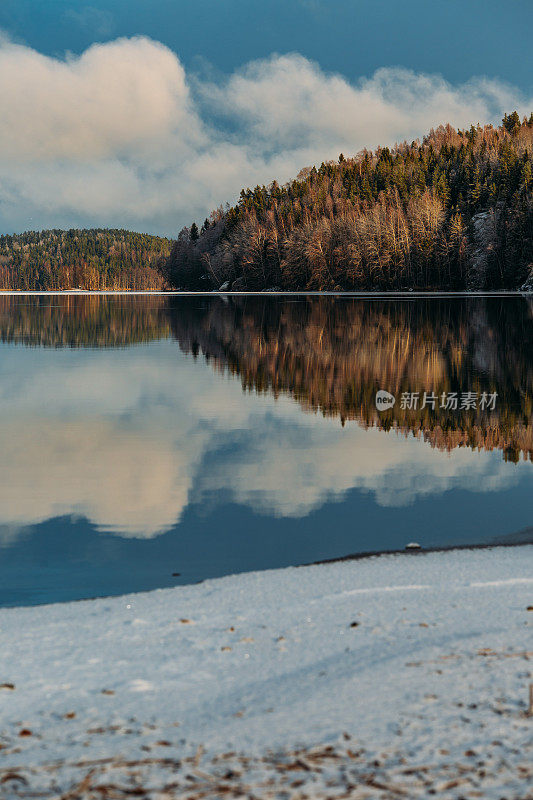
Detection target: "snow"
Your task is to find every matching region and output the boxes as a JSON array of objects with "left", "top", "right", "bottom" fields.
[{"left": 0, "top": 546, "right": 532, "bottom": 797}]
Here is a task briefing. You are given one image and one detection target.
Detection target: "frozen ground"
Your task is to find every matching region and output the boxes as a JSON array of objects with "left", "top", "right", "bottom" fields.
[{"left": 0, "top": 546, "right": 532, "bottom": 798}]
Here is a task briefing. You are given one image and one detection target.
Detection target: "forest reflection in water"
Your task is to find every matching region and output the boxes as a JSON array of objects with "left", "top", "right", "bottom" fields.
[
  {"left": 2, "top": 293, "right": 531, "bottom": 460},
  {"left": 0, "top": 294, "right": 531, "bottom": 606},
  {"left": 168, "top": 294, "right": 533, "bottom": 462}
]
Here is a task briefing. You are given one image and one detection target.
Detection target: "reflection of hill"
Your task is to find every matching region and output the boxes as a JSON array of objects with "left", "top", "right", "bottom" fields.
[
  {"left": 0, "top": 295, "right": 170, "bottom": 347},
  {"left": 1, "top": 294, "right": 532, "bottom": 461},
  {"left": 168, "top": 296, "right": 533, "bottom": 462}
]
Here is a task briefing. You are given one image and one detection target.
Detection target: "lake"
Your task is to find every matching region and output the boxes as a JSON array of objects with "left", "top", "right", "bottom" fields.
[{"left": 0, "top": 294, "right": 531, "bottom": 607}]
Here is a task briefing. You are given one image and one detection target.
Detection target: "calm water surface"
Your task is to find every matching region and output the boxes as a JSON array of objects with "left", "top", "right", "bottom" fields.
[{"left": 0, "top": 294, "right": 531, "bottom": 607}]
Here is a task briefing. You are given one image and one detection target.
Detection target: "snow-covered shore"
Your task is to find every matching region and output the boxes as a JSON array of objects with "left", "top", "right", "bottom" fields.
[{"left": 1, "top": 546, "right": 532, "bottom": 798}]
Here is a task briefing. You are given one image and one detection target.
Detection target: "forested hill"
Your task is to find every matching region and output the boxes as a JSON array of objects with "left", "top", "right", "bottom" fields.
[
  {"left": 164, "top": 112, "right": 533, "bottom": 291},
  {"left": 0, "top": 229, "right": 171, "bottom": 290}
]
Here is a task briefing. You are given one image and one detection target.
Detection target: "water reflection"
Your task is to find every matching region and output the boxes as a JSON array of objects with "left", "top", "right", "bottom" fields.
[
  {"left": 0, "top": 294, "right": 170, "bottom": 347},
  {"left": 169, "top": 295, "right": 533, "bottom": 461},
  {"left": 0, "top": 295, "right": 531, "bottom": 605},
  {"left": 2, "top": 294, "right": 531, "bottom": 459}
]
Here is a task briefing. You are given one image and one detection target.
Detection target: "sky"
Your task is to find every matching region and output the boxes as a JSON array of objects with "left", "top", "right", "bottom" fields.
[{"left": 0, "top": 0, "right": 532, "bottom": 236}]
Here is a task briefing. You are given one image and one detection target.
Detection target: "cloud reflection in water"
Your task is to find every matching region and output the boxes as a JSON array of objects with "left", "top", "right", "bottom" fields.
[{"left": 0, "top": 343, "right": 527, "bottom": 540}]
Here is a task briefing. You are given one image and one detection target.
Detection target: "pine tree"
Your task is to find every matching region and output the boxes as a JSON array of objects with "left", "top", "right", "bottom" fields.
[{"left": 502, "top": 111, "right": 521, "bottom": 136}]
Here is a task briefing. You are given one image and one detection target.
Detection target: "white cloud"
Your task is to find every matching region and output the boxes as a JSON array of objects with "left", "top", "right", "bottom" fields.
[
  {"left": 0, "top": 36, "right": 202, "bottom": 162},
  {"left": 0, "top": 36, "right": 531, "bottom": 234}
]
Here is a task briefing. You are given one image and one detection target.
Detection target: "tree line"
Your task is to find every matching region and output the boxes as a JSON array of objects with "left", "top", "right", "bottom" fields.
[
  {"left": 1, "top": 113, "right": 531, "bottom": 292},
  {"left": 164, "top": 112, "right": 533, "bottom": 291},
  {"left": 0, "top": 229, "right": 171, "bottom": 290}
]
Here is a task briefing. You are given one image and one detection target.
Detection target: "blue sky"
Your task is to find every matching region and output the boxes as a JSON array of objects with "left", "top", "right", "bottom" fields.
[
  {"left": 0, "top": 1, "right": 532, "bottom": 234},
  {"left": 2, "top": 0, "right": 532, "bottom": 92}
]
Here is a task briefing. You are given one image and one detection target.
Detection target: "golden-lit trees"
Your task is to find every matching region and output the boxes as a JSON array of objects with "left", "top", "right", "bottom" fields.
[
  {"left": 166, "top": 112, "right": 533, "bottom": 292},
  {"left": 0, "top": 229, "right": 170, "bottom": 290}
]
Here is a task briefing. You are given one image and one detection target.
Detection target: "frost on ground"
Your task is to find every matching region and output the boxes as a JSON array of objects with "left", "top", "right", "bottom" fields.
[{"left": 0, "top": 546, "right": 532, "bottom": 798}]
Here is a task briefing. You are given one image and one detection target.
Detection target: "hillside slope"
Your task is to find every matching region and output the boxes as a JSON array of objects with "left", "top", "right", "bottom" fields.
[
  {"left": 164, "top": 112, "right": 533, "bottom": 291},
  {"left": 0, "top": 229, "right": 171, "bottom": 290}
]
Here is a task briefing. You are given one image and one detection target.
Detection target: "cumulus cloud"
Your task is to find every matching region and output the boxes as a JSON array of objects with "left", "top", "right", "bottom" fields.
[
  {"left": 0, "top": 36, "right": 202, "bottom": 162},
  {"left": 0, "top": 35, "right": 531, "bottom": 234}
]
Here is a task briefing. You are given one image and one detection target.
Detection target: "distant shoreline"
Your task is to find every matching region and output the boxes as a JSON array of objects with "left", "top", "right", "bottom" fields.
[
  {"left": 307, "top": 537, "right": 533, "bottom": 569},
  {"left": 0, "top": 290, "right": 531, "bottom": 297}
]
